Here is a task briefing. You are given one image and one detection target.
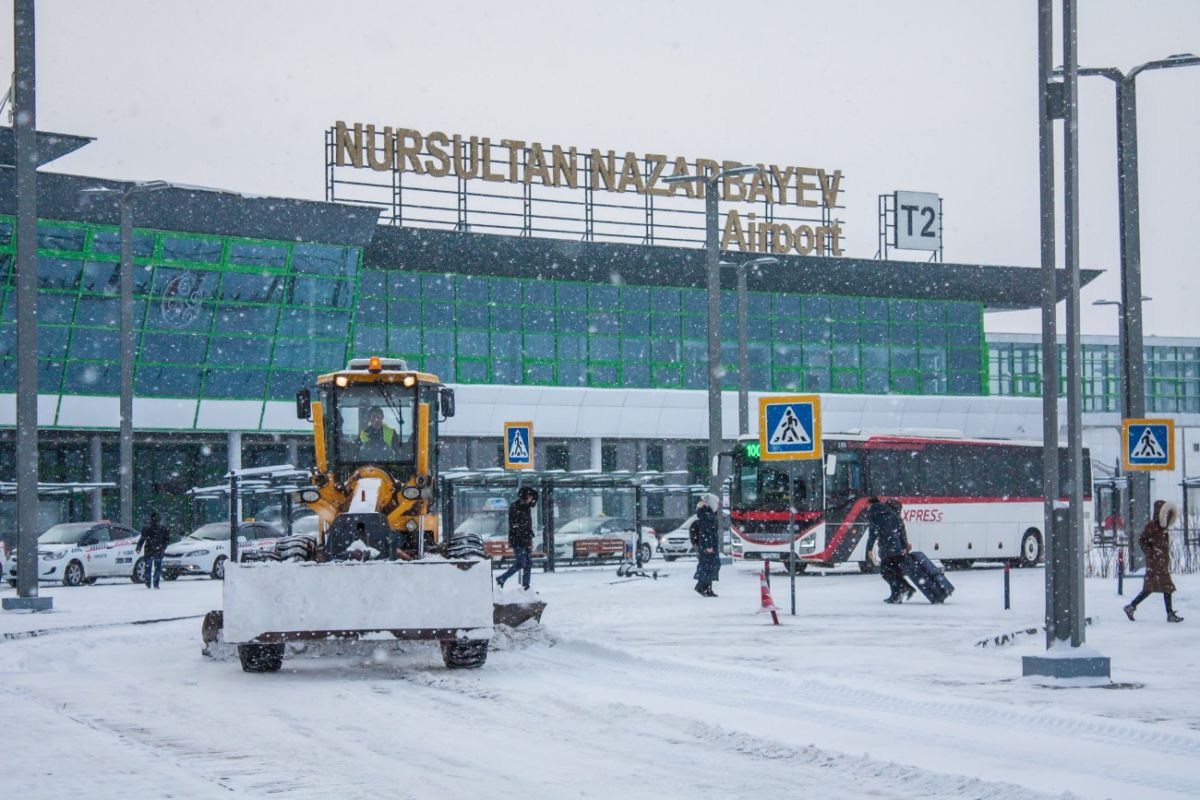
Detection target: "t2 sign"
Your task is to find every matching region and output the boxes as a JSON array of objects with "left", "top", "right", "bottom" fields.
[{"left": 893, "top": 190, "right": 941, "bottom": 252}]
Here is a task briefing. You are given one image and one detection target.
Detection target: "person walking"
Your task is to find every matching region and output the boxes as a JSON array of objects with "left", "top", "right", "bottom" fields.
[
  {"left": 496, "top": 486, "right": 538, "bottom": 591},
  {"left": 136, "top": 510, "right": 171, "bottom": 590},
  {"left": 693, "top": 493, "right": 721, "bottom": 597},
  {"left": 1124, "top": 500, "right": 1183, "bottom": 623},
  {"left": 865, "top": 497, "right": 915, "bottom": 603}
]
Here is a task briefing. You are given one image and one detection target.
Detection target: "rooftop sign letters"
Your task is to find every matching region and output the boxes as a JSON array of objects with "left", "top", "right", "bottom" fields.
[{"left": 330, "top": 121, "right": 845, "bottom": 256}]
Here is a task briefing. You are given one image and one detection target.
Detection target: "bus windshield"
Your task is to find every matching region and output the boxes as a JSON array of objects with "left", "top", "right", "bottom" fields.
[
  {"left": 732, "top": 459, "right": 823, "bottom": 512},
  {"left": 328, "top": 382, "right": 417, "bottom": 473}
]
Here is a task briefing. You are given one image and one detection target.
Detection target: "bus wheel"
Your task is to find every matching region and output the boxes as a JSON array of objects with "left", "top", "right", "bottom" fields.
[
  {"left": 858, "top": 559, "right": 878, "bottom": 574},
  {"left": 1019, "top": 530, "right": 1043, "bottom": 567}
]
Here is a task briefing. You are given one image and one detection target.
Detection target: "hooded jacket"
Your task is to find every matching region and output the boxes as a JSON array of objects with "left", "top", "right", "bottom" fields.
[{"left": 1138, "top": 499, "right": 1178, "bottom": 594}]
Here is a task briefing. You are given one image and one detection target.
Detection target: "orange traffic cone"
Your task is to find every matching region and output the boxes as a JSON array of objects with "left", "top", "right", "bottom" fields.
[{"left": 760, "top": 566, "right": 780, "bottom": 625}]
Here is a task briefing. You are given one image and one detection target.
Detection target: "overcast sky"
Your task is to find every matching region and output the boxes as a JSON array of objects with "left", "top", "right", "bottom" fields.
[{"left": 3, "top": 0, "right": 1198, "bottom": 337}]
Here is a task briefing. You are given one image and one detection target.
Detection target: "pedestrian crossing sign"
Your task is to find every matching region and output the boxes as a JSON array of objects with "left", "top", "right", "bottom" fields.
[
  {"left": 504, "top": 422, "right": 534, "bottom": 470},
  {"left": 1122, "top": 418, "right": 1174, "bottom": 471},
  {"left": 758, "top": 395, "right": 821, "bottom": 461}
]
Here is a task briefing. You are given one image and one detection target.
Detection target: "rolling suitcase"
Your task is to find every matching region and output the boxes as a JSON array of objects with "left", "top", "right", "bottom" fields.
[{"left": 902, "top": 551, "right": 954, "bottom": 603}]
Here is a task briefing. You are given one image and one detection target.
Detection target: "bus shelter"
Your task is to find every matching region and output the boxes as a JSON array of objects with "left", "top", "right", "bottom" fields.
[
  {"left": 441, "top": 468, "right": 705, "bottom": 571},
  {"left": 187, "top": 464, "right": 309, "bottom": 561}
]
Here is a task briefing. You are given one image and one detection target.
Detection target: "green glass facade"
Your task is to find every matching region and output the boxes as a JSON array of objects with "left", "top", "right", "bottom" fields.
[{"left": 0, "top": 215, "right": 989, "bottom": 400}]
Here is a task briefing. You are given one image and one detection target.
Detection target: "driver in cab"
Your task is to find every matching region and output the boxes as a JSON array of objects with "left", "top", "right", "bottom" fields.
[{"left": 357, "top": 405, "right": 405, "bottom": 461}]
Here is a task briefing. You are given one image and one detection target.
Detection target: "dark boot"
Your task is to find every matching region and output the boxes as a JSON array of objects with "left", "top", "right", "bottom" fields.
[
  {"left": 1167, "top": 612, "right": 1184, "bottom": 623},
  {"left": 1123, "top": 604, "right": 1136, "bottom": 621}
]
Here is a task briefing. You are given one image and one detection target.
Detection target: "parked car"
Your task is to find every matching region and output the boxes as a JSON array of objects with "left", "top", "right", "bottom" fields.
[
  {"left": 454, "top": 508, "right": 514, "bottom": 560},
  {"left": 657, "top": 515, "right": 698, "bottom": 561},
  {"left": 161, "top": 521, "right": 283, "bottom": 579},
  {"left": 553, "top": 515, "right": 656, "bottom": 563},
  {"left": 6, "top": 521, "right": 144, "bottom": 587}
]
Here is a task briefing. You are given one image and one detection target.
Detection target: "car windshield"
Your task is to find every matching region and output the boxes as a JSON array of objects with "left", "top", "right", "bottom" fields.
[
  {"left": 38, "top": 523, "right": 96, "bottom": 544},
  {"left": 190, "top": 523, "right": 230, "bottom": 541}
]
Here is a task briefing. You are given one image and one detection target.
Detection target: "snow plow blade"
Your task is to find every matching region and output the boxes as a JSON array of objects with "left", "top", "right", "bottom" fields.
[
  {"left": 493, "top": 600, "right": 547, "bottom": 628},
  {"left": 221, "top": 559, "right": 495, "bottom": 645}
]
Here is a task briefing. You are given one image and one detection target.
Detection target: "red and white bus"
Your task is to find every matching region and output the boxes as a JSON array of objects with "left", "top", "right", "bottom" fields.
[{"left": 728, "top": 432, "right": 1092, "bottom": 572}]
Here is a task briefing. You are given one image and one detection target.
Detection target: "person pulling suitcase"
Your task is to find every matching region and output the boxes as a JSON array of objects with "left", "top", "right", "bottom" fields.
[{"left": 865, "top": 497, "right": 916, "bottom": 603}]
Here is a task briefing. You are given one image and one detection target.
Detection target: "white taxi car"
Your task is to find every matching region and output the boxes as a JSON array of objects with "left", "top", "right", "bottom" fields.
[
  {"left": 162, "top": 521, "right": 283, "bottom": 580},
  {"left": 657, "top": 515, "right": 698, "bottom": 560},
  {"left": 6, "top": 521, "right": 145, "bottom": 587}
]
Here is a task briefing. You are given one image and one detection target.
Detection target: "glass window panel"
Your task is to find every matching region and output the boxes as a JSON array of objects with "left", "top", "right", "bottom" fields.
[
  {"left": 457, "top": 360, "right": 488, "bottom": 382},
  {"left": 803, "top": 344, "right": 830, "bottom": 369},
  {"left": 890, "top": 346, "right": 917, "bottom": 371},
  {"left": 68, "top": 328, "right": 119, "bottom": 360},
  {"left": 747, "top": 293, "right": 772, "bottom": 318},
  {"left": 522, "top": 334, "right": 555, "bottom": 359},
  {"left": 523, "top": 306, "right": 554, "bottom": 332},
  {"left": 74, "top": 297, "right": 119, "bottom": 328},
  {"left": 135, "top": 365, "right": 200, "bottom": 396},
  {"left": 650, "top": 314, "right": 679, "bottom": 338},
  {"left": 0, "top": 254, "right": 10, "bottom": 285},
  {"left": 81, "top": 261, "right": 117, "bottom": 293},
  {"left": 652, "top": 339, "right": 680, "bottom": 362},
  {"left": 63, "top": 361, "right": 119, "bottom": 394},
  {"left": 590, "top": 336, "right": 619, "bottom": 361},
  {"left": 747, "top": 318, "right": 772, "bottom": 342},
  {"left": 0, "top": 220, "right": 12, "bottom": 247},
  {"left": 682, "top": 367, "right": 706, "bottom": 389},
  {"left": 491, "top": 307, "right": 521, "bottom": 331},
  {"left": 424, "top": 329, "right": 454, "bottom": 356},
  {"left": 830, "top": 297, "right": 859, "bottom": 319},
  {"left": 948, "top": 325, "right": 979, "bottom": 346},
  {"left": 921, "top": 373, "right": 948, "bottom": 394},
  {"left": 651, "top": 287, "right": 680, "bottom": 313},
  {"left": 719, "top": 291, "right": 736, "bottom": 315},
  {"left": 37, "top": 257, "right": 82, "bottom": 289},
  {"left": 292, "top": 243, "right": 356, "bottom": 277},
  {"left": 493, "top": 359, "right": 521, "bottom": 384},
  {"left": 457, "top": 330, "right": 489, "bottom": 357},
  {"left": 679, "top": 288, "right": 705, "bottom": 311},
  {"left": 891, "top": 372, "right": 918, "bottom": 393},
  {"left": 557, "top": 309, "right": 586, "bottom": 333},
  {"left": 227, "top": 241, "right": 287, "bottom": 269},
  {"left": 90, "top": 229, "right": 155, "bottom": 258},
  {"left": 832, "top": 344, "right": 859, "bottom": 368},
  {"left": 621, "top": 312, "right": 649, "bottom": 337},
  {"left": 588, "top": 311, "right": 618, "bottom": 334},
  {"left": 803, "top": 295, "right": 830, "bottom": 318},
  {"left": 290, "top": 276, "right": 347, "bottom": 308},
  {"left": 890, "top": 323, "right": 918, "bottom": 345},
  {"left": 589, "top": 285, "right": 619, "bottom": 310},
  {"left": 920, "top": 326, "right": 946, "bottom": 346},
  {"left": 267, "top": 370, "right": 317, "bottom": 399},
  {"left": 653, "top": 365, "right": 681, "bottom": 387},
  {"left": 144, "top": 293, "right": 213, "bottom": 332},
  {"left": 218, "top": 271, "right": 281, "bottom": 304},
  {"left": 139, "top": 331, "right": 206, "bottom": 364},
  {"left": 214, "top": 304, "right": 276, "bottom": 336},
  {"left": 832, "top": 322, "right": 859, "bottom": 344},
  {"left": 456, "top": 304, "right": 489, "bottom": 329},
  {"left": 558, "top": 335, "right": 586, "bottom": 360},
  {"left": 803, "top": 320, "right": 830, "bottom": 342},
  {"left": 389, "top": 272, "right": 420, "bottom": 296},
  {"left": 833, "top": 369, "right": 861, "bottom": 392},
  {"left": 524, "top": 362, "right": 554, "bottom": 384},
  {"left": 388, "top": 327, "right": 421, "bottom": 354},
  {"left": 353, "top": 325, "right": 387, "bottom": 353},
  {"left": 919, "top": 348, "right": 945, "bottom": 372},
  {"left": 271, "top": 339, "right": 345, "bottom": 370},
  {"left": 491, "top": 332, "right": 518, "bottom": 358},
  {"left": 490, "top": 277, "right": 522, "bottom": 305},
  {"left": 455, "top": 274, "right": 489, "bottom": 298},
  {"left": 359, "top": 269, "right": 388, "bottom": 297},
  {"left": 720, "top": 316, "right": 737, "bottom": 340},
  {"left": 208, "top": 335, "right": 270, "bottom": 367},
  {"left": 36, "top": 224, "right": 86, "bottom": 252},
  {"left": 863, "top": 369, "right": 889, "bottom": 393},
  {"left": 889, "top": 299, "right": 918, "bottom": 322},
  {"left": 358, "top": 297, "right": 388, "bottom": 322},
  {"left": 422, "top": 302, "right": 455, "bottom": 327},
  {"left": 622, "top": 362, "right": 650, "bottom": 387},
  {"left": 589, "top": 364, "right": 618, "bottom": 386},
  {"left": 773, "top": 344, "right": 802, "bottom": 368},
  {"left": 681, "top": 315, "right": 705, "bottom": 338},
  {"left": 203, "top": 368, "right": 267, "bottom": 399},
  {"left": 161, "top": 237, "right": 222, "bottom": 263},
  {"left": 772, "top": 295, "right": 801, "bottom": 317},
  {"left": 558, "top": 361, "right": 586, "bottom": 386},
  {"left": 37, "top": 325, "right": 70, "bottom": 359},
  {"left": 276, "top": 307, "right": 325, "bottom": 339},
  {"left": 621, "top": 338, "right": 649, "bottom": 362},
  {"left": 523, "top": 281, "right": 554, "bottom": 306},
  {"left": 37, "top": 294, "right": 77, "bottom": 324},
  {"left": 422, "top": 274, "right": 454, "bottom": 300},
  {"left": 622, "top": 286, "right": 649, "bottom": 311},
  {"left": 948, "top": 348, "right": 980, "bottom": 372},
  {"left": 804, "top": 369, "right": 830, "bottom": 391},
  {"left": 557, "top": 283, "right": 586, "bottom": 308},
  {"left": 862, "top": 345, "right": 888, "bottom": 369},
  {"left": 920, "top": 302, "right": 945, "bottom": 325},
  {"left": 861, "top": 298, "right": 887, "bottom": 320},
  {"left": 945, "top": 301, "right": 978, "bottom": 325}
]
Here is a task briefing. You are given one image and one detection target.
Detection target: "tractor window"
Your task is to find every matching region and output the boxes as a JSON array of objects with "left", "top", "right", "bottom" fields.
[{"left": 330, "top": 383, "right": 417, "bottom": 471}]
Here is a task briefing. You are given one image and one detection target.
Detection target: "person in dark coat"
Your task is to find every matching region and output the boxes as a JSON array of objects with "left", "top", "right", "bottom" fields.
[
  {"left": 865, "top": 497, "right": 915, "bottom": 603},
  {"left": 693, "top": 493, "right": 722, "bottom": 597},
  {"left": 136, "top": 510, "right": 171, "bottom": 589},
  {"left": 496, "top": 486, "right": 537, "bottom": 590},
  {"left": 1124, "top": 500, "right": 1182, "bottom": 623}
]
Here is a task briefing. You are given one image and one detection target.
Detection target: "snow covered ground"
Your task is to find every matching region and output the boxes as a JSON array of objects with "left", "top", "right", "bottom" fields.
[{"left": 2, "top": 562, "right": 1198, "bottom": 800}]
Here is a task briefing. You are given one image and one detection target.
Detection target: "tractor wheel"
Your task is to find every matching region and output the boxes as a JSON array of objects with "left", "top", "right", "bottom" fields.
[
  {"left": 440, "top": 639, "right": 488, "bottom": 669},
  {"left": 238, "top": 643, "right": 284, "bottom": 673}
]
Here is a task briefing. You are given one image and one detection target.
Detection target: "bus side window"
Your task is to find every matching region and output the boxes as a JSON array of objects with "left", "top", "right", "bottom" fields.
[{"left": 829, "top": 453, "right": 861, "bottom": 498}]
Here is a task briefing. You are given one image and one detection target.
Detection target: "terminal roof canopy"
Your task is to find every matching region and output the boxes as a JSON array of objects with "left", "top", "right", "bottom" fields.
[
  {"left": 0, "top": 127, "right": 93, "bottom": 168},
  {"left": 366, "top": 226, "right": 1102, "bottom": 312}
]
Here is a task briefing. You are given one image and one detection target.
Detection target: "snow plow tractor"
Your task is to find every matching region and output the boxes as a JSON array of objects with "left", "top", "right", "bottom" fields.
[{"left": 203, "top": 356, "right": 544, "bottom": 673}]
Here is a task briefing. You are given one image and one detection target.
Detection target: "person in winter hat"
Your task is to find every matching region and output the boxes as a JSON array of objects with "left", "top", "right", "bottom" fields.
[
  {"left": 692, "top": 493, "right": 722, "bottom": 597},
  {"left": 136, "top": 510, "right": 171, "bottom": 590},
  {"left": 865, "top": 497, "right": 915, "bottom": 603},
  {"left": 496, "top": 486, "right": 538, "bottom": 591},
  {"left": 1124, "top": 500, "right": 1183, "bottom": 623}
]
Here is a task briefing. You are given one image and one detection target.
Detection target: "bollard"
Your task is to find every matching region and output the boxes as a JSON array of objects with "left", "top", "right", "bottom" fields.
[
  {"left": 1003, "top": 562, "right": 1011, "bottom": 610},
  {"left": 1117, "top": 547, "right": 1124, "bottom": 597}
]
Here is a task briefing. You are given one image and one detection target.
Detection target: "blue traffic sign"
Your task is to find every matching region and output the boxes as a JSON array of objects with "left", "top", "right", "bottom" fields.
[
  {"left": 1122, "top": 418, "right": 1174, "bottom": 471},
  {"left": 758, "top": 395, "right": 822, "bottom": 461},
  {"left": 504, "top": 422, "right": 534, "bottom": 470}
]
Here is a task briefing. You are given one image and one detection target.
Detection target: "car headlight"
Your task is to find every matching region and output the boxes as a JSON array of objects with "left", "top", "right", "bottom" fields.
[
  {"left": 189, "top": 549, "right": 210, "bottom": 556},
  {"left": 44, "top": 550, "right": 67, "bottom": 560}
]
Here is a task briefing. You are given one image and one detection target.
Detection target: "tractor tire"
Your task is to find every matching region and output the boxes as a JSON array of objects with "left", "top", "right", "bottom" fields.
[
  {"left": 440, "top": 639, "right": 488, "bottom": 669},
  {"left": 238, "top": 643, "right": 284, "bottom": 673}
]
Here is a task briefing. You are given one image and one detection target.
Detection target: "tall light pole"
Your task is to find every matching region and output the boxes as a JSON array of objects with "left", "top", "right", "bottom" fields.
[
  {"left": 721, "top": 256, "right": 778, "bottom": 435},
  {"left": 663, "top": 164, "right": 761, "bottom": 495},
  {"left": 1069, "top": 53, "right": 1200, "bottom": 569},
  {"left": 80, "top": 181, "right": 169, "bottom": 526}
]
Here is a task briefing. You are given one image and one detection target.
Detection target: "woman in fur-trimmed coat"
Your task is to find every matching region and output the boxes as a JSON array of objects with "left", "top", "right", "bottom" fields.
[{"left": 1124, "top": 500, "right": 1183, "bottom": 623}]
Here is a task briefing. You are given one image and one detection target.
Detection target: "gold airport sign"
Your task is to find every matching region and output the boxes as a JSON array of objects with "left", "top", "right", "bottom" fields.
[{"left": 332, "top": 121, "right": 845, "bottom": 256}]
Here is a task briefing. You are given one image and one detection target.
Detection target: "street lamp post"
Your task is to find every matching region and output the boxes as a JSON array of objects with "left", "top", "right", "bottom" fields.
[
  {"left": 663, "top": 165, "right": 761, "bottom": 495},
  {"left": 721, "top": 256, "right": 779, "bottom": 436},
  {"left": 80, "top": 181, "right": 169, "bottom": 526},
  {"left": 1073, "top": 53, "right": 1199, "bottom": 568}
]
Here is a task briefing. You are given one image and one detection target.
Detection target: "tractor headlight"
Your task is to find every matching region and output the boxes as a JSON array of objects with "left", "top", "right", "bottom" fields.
[
  {"left": 298, "top": 488, "right": 320, "bottom": 504},
  {"left": 404, "top": 519, "right": 419, "bottom": 532},
  {"left": 400, "top": 486, "right": 421, "bottom": 501}
]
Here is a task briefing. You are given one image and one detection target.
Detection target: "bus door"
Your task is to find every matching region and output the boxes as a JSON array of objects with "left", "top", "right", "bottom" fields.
[{"left": 824, "top": 450, "right": 867, "bottom": 555}]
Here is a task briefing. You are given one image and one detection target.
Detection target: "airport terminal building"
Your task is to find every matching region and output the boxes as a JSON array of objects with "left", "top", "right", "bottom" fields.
[{"left": 0, "top": 126, "right": 1197, "bottom": 533}]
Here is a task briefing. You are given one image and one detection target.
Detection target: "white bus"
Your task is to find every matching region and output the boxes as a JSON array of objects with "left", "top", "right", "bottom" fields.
[{"left": 729, "top": 433, "right": 1092, "bottom": 572}]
